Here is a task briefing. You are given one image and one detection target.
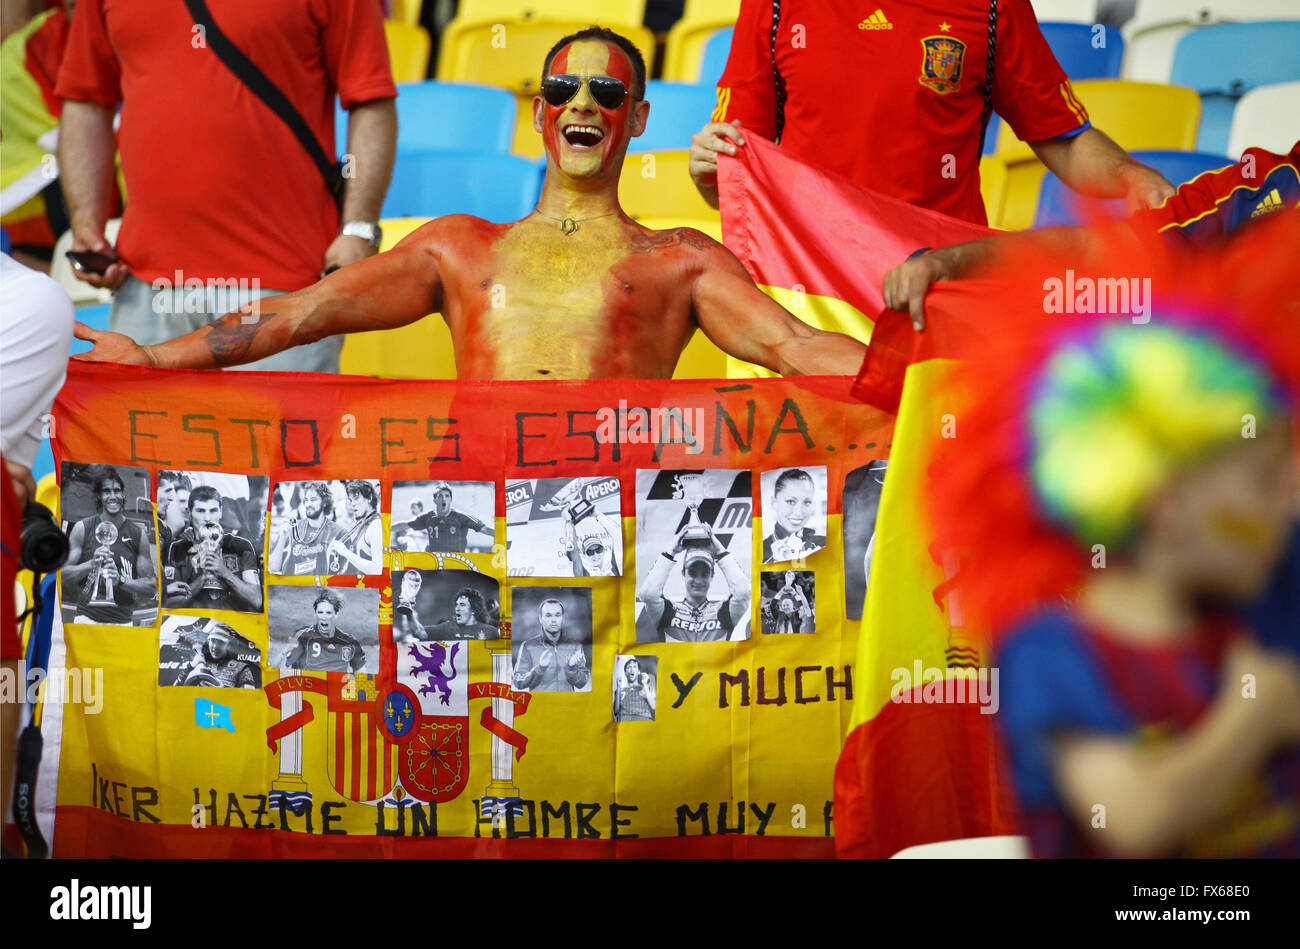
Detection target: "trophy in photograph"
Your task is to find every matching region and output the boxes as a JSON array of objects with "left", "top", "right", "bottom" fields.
[
  {"left": 82, "top": 520, "right": 119, "bottom": 607},
  {"left": 544, "top": 479, "right": 596, "bottom": 558},
  {"left": 196, "top": 522, "right": 226, "bottom": 592},
  {"left": 672, "top": 472, "right": 713, "bottom": 551}
]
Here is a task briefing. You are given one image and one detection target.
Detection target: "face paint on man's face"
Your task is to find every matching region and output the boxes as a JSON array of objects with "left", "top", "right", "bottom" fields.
[{"left": 543, "top": 40, "right": 636, "bottom": 176}]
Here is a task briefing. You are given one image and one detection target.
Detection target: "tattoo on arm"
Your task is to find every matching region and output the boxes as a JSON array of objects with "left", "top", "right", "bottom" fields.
[
  {"left": 626, "top": 227, "right": 717, "bottom": 255},
  {"left": 203, "top": 308, "right": 279, "bottom": 364}
]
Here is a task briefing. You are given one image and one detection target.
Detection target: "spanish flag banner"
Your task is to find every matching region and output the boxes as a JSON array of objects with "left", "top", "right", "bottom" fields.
[
  {"left": 38, "top": 364, "right": 897, "bottom": 857},
  {"left": 717, "top": 136, "right": 1018, "bottom": 855},
  {"left": 718, "top": 134, "right": 991, "bottom": 378}
]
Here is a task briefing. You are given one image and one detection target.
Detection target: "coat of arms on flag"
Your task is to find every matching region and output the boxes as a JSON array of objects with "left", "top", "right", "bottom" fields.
[
  {"left": 919, "top": 35, "right": 966, "bottom": 94},
  {"left": 393, "top": 640, "right": 470, "bottom": 803},
  {"left": 326, "top": 672, "right": 399, "bottom": 803}
]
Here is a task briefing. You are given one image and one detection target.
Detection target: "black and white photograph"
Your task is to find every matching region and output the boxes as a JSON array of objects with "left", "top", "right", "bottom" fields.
[
  {"left": 158, "top": 616, "right": 263, "bottom": 688},
  {"left": 760, "top": 465, "right": 829, "bottom": 564},
  {"left": 842, "top": 461, "right": 888, "bottom": 621},
  {"left": 159, "top": 471, "right": 267, "bottom": 613},
  {"left": 759, "top": 570, "right": 816, "bottom": 635},
  {"left": 633, "top": 469, "right": 752, "bottom": 643},
  {"left": 504, "top": 476, "right": 622, "bottom": 577},
  {"left": 268, "top": 479, "right": 383, "bottom": 576},
  {"left": 390, "top": 568, "right": 501, "bottom": 642},
  {"left": 510, "top": 586, "right": 593, "bottom": 693},
  {"left": 612, "top": 655, "right": 657, "bottom": 722},
  {"left": 268, "top": 585, "right": 380, "bottom": 674},
  {"left": 391, "top": 479, "right": 495, "bottom": 554},
  {"left": 59, "top": 462, "right": 158, "bottom": 627}
]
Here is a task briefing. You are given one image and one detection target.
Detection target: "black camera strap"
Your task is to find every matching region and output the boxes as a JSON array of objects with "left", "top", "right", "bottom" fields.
[
  {"left": 184, "top": 0, "right": 345, "bottom": 211},
  {"left": 11, "top": 574, "right": 56, "bottom": 858},
  {"left": 771, "top": 0, "right": 787, "bottom": 143}
]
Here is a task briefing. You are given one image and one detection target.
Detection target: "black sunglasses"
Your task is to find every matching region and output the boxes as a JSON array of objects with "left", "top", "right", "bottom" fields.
[{"left": 541, "top": 74, "right": 630, "bottom": 110}]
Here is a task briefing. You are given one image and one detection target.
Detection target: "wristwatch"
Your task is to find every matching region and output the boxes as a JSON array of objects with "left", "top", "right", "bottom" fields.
[{"left": 341, "top": 220, "right": 383, "bottom": 250}]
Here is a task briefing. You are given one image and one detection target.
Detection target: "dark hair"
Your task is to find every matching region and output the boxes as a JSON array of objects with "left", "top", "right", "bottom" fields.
[
  {"left": 542, "top": 26, "right": 647, "bottom": 100},
  {"left": 773, "top": 468, "right": 815, "bottom": 497},
  {"left": 345, "top": 479, "right": 378, "bottom": 512},
  {"left": 158, "top": 470, "right": 191, "bottom": 491},
  {"left": 188, "top": 484, "right": 221, "bottom": 512},
  {"left": 455, "top": 587, "right": 488, "bottom": 623},
  {"left": 92, "top": 471, "right": 125, "bottom": 511},
  {"left": 313, "top": 589, "right": 344, "bottom": 613},
  {"left": 301, "top": 481, "right": 334, "bottom": 517}
]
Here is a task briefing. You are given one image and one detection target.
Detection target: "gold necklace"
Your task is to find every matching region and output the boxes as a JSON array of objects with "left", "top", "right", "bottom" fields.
[{"left": 533, "top": 208, "right": 619, "bottom": 236}]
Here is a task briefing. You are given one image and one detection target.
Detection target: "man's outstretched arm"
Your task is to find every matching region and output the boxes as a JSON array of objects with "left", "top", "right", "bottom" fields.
[
  {"left": 692, "top": 241, "right": 865, "bottom": 376},
  {"left": 74, "top": 230, "right": 446, "bottom": 369}
]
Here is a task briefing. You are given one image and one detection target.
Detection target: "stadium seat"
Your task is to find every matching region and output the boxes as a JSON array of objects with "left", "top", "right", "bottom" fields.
[
  {"left": 632, "top": 81, "right": 721, "bottom": 152},
  {"left": 672, "top": 329, "right": 729, "bottom": 379},
  {"left": 438, "top": 18, "right": 654, "bottom": 94},
  {"left": 50, "top": 220, "right": 121, "bottom": 305},
  {"left": 1034, "top": 149, "right": 1234, "bottom": 228},
  {"left": 619, "top": 151, "right": 719, "bottom": 224},
  {"left": 1028, "top": 0, "right": 1098, "bottom": 24},
  {"left": 1122, "top": 0, "right": 1299, "bottom": 83},
  {"left": 338, "top": 217, "right": 457, "bottom": 379},
  {"left": 697, "top": 27, "right": 734, "bottom": 91},
  {"left": 1169, "top": 22, "right": 1300, "bottom": 154},
  {"left": 1039, "top": 22, "right": 1124, "bottom": 79},
  {"left": 979, "top": 154, "right": 1009, "bottom": 228},
  {"left": 390, "top": 0, "right": 422, "bottom": 26},
  {"left": 336, "top": 81, "right": 519, "bottom": 155},
  {"left": 994, "top": 79, "right": 1201, "bottom": 229},
  {"left": 380, "top": 149, "right": 542, "bottom": 220},
  {"left": 663, "top": 0, "right": 741, "bottom": 82},
  {"left": 452, "top": 1, "right": 645, "bottom": 27},
  {"left": 1227, "top": 81, "right": 1300, "bottom": 159},
  {"left": 385, "top": 19, "right": 432, "bottom": 82}
]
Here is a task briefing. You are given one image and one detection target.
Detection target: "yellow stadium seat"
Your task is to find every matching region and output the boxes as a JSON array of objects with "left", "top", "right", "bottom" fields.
[
  {"left": 631, "top": 216, "right": 722, "bottom": 242},
  {"left": 619, "top": 151, "right": 719, "bottom": 223},
  {"left": 672, "top": 330, "right": 730, "bottom": 379},
  {"left": 338, "top": 218, "right": 459, "bottom": 379},
  {"left": 453, "top": 1, "right": 646, "bottom": 26},
  {"left": 992, "top": 80, "right": 1201, "bottom": 229},
  {"left": 662, "top": 0, "right": 740, "bottom": 82},
  {"left": 979, "top": 154, "right": 1008, "bottom": 229},
  {"left": 385, "top": 19, "right": 432, "bottom": 82},
  {"left": 439, "top": 19, "right": 655, "bottom": 95},
  {"left": 389, "top": 1, "right": 422, "bottom": 26},
  {"left": 511, "top": 96, "right": 545, "bottom": 157}
]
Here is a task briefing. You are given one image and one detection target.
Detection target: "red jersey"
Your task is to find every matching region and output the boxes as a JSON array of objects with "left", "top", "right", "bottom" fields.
[
  {"left": 55, "top": 0, "right": 396, "bottom": 291},
  {"left": 713, "top": 0, "right": 1088, "bottom": 224},
  {"left": 1133, "top": 142, "right": 1300, "bottom": 246}
]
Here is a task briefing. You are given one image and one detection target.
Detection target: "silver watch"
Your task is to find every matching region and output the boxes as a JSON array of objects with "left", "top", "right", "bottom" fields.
[{"left": 341, "top": 220, "right": 382, "bottom": 250}]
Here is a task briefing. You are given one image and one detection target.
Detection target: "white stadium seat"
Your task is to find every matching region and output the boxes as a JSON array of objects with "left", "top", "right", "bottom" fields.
[
  {"left": 49, "top": 219, "right": 122, "bottom": 306},
  {"left": 1227, "top": 81, "right": 1300, "bottom": 160},
  {"left": 1028, "top": 0, "right": 1099, "bottom": 24},
  {"left": 1122, "top": 0, "right": 1300, "bottom": 83}
]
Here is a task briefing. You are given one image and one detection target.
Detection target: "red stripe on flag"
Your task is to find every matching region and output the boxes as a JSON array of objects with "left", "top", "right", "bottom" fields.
[
  {"left": 351, "top": 712, "right": 362, "bottom": 801},
  {"left": 334, "top": 712, "right": 344, "bottom": 796}
]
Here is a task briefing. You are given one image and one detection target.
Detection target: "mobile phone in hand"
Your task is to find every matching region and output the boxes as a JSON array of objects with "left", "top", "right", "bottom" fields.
[{"left": 65, "top": 249, "right": 118, "bottom": 275}]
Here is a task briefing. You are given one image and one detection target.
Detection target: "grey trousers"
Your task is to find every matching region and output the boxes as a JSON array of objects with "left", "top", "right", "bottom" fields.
[{"left": 109, "top": 274, "right": 342, "bottom": 372}]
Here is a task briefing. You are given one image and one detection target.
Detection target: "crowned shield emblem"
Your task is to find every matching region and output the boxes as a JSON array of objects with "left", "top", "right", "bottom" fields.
[
  {"left": 324, "top": 672, "right": 400, "bottom": 803},
  {"left": 919, "top": 35, "right": 967, "bottom": 94}
]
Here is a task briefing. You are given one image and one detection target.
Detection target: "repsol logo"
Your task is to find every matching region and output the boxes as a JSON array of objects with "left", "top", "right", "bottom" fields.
[
  {"left": 673, "top": 619, "right": 722, "bottom": 633},
  {"left": 505, "top": 483, "right": 533, "bottom": 507}
]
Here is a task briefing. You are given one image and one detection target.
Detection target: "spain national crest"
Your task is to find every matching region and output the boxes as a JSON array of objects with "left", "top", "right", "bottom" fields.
[
  {"left": 326, "top": 672, "right": 399, "bottom": 803},
  {"left": 393, "top": 640, "right": 471, "bottom": 803},
  {"left": 919, "top": 35, "right": 966, "bottom": 94}
]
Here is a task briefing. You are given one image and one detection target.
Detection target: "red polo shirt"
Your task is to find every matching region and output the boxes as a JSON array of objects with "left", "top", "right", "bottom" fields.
[
  {"left": 56, "top": 0, "right": 396, "bottom": 290},
  {"left": 713, "top": 0, "right": 1089, "bottom": 224}
]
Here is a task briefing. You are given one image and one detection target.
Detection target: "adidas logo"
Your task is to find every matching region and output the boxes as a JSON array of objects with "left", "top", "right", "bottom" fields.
[
  {"left": 1250, "top": 187, "right": 1282, "bottom": 217},
  {"left": 858, "top": 9, "right": 893, "bottom": 29}
]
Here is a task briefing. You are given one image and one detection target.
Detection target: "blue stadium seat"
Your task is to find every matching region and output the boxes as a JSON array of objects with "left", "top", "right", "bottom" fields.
[
  {"left": 380, "top": 150, "right": 543, "bottom": 220},
  {"left": 1040, "top": 22, "right": 1124, "bottom": 80},
  {"left": 633, "top": 81, "right": 720, "bottom": 152},
  {"left": 1034, "top": 149, "right": 1233, "bottom": 228},
  {"left": 1170, "top": 21, "right": 1300, "bottom": 154},
  {"left": 335, "top": 81, "right": 519, "bottom": 156},
  {"left": 985, "top": 22, "right": 1123, "bottom": 155},
  {"left": 698, "top": 26, "right": 733, "bottom": 91}
]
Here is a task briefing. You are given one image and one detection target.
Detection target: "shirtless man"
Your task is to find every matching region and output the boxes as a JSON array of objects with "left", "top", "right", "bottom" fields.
[{"left": 73, "top": 27, "right": 864, "bottom": 380}]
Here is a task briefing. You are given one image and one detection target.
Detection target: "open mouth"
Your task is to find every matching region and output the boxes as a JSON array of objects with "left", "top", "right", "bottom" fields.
[{"left": 563, "top": 125, "right": 605, "bottom": 148}]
